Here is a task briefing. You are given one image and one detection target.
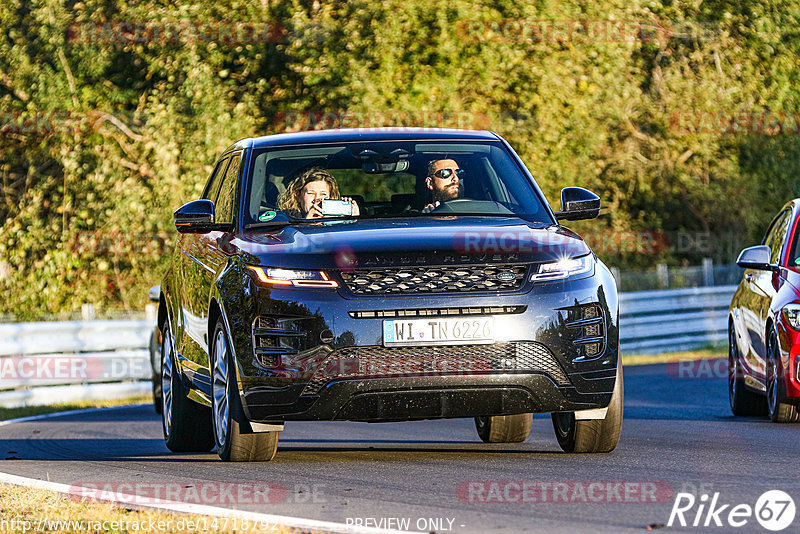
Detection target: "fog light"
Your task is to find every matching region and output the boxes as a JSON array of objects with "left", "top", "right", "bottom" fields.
[{"left": 585, "top": 343, "right": 601, "bottom": 356}]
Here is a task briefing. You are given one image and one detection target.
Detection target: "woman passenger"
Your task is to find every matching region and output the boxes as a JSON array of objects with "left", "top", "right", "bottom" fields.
[{"left": 277, "top": 167, "right": 359, "bottom": 218}]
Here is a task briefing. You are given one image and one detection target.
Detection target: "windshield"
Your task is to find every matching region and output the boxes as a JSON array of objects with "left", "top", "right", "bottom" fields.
[{"left": 243, "top": 140, "right": 551, "bottom": 225}]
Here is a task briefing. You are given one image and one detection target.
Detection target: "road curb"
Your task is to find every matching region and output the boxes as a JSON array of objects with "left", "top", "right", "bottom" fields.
[{"left": 0, "top": 405, "right": 420, "bottom": 534}]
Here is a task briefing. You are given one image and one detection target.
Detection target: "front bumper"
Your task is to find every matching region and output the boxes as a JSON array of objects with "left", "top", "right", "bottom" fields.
[
  {"left": 220, "top": 263, "right": 619, "bottom": 422},
  {"left": 246, "top": 373, "right": 613, "bottom": 422},
  {"left": 777, "top": 318, "right": 800, "bottom": 398}
]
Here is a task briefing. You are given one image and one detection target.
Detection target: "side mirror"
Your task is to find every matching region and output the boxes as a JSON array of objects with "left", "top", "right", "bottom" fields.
[
  {"left": 174, "top": 200, "right": 229, "bottom": 233},
  {"left": 148, "top": 285, "right": 160, "bottom": 303},
  {"left": 736, "top": 245, "right": 778, "bottom": 272},
  {"left": 555, "top": 187, "right": 601, "bottom": 221}
]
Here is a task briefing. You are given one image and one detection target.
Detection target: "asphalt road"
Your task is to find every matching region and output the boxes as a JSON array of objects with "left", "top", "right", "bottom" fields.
[{"left": 1, "top": 363, "right": 799, "bottom": 533}]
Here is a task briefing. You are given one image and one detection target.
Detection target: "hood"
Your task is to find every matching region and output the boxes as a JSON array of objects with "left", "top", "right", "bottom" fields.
[{"left": 227, "top": 217, "right": 591, "bottom": 270}]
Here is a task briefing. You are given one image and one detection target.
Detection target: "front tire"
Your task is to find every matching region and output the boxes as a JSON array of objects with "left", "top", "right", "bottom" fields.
[
  {"left": 161, "top": 324, "right": 214, "bottom": 452},
  {"left": 475, "top": 413, "right": 532, "bottom": 443},
  {"left": 766, "top": 330, "right": 800, "bottom": 423},
  {"left": 551, "top": 363, "right": 623, "bottom": 453},
  {"left": 728, "top": 323, "right": 767, "bottom": 416},
  {"left": 211, "top": 317, "right": 279, "bottom": 462}
]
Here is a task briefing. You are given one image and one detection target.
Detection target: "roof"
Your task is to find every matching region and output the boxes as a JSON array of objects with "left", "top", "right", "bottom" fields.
[{"left": 236, "top": 128, "right": 501, "bottom": 150}]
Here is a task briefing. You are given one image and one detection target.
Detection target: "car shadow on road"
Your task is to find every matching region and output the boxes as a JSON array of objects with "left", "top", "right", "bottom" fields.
[{"left": 0, "top": 436, "right": 566, "bottom": 462}]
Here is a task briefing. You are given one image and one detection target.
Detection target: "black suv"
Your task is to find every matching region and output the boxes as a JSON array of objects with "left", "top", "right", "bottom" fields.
[{"left": 157, "top": 128, "right": 622, "bottom": 461}]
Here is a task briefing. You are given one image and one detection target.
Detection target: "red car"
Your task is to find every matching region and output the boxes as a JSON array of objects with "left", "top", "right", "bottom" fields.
[{"left": 729, "top": 199, "right": 800, "bottom": 422}]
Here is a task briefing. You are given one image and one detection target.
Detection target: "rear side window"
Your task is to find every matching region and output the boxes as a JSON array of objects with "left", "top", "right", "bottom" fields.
[{"left": 214, "top": 153, "right": 241, "bottom": 223}]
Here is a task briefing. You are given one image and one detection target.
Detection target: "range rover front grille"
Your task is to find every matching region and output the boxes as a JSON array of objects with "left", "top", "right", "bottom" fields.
[
  {"left": 300, "top": 341, "right": 569, "bottom": 395},
  {"left": 339, "top": 265, "right": 528, "bottom": 295}
]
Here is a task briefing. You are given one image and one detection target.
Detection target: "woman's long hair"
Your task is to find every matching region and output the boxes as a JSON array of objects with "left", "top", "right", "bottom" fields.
[{"left": 277, "top": 167, "right": 340, "bottom": 216}]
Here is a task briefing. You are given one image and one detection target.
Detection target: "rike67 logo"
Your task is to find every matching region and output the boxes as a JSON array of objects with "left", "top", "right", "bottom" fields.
[{"left": 668, "top": 490, "right": 796, "bottom": 531}]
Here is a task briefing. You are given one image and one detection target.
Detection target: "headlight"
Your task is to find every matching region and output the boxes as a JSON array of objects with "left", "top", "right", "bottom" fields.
[
  {"left": 782, "top": 303, "right": 800, "bottom": 330},
  {"left": 530, "top": 254, "right": 595, "bottom": 282},
  {"left": 247, "top": 267, "right": 338, "bottom": 289}
]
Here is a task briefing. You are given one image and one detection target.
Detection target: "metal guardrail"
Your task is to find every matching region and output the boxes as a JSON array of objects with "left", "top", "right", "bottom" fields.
[
  {"left": 619, "top": 285, "right": 736, "bottom": 354},
  {"left": 0, "top": 320, "right": 153, "bottom": 407},
  {"left": 0, "top": 320, "right": 151, "bottom": 357},
  {"left": 0, "top": 285, "right": 738, "bottom": 406}
]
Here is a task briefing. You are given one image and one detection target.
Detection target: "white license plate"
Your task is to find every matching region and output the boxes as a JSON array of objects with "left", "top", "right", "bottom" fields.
[{"left": 383, "top": 317, "right": 494, "bottom": 346}]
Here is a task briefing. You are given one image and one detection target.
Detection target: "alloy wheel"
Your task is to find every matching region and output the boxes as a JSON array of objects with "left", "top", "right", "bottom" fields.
[
  {"left": 161, "top": 331, "right": 173, "bottom": 434},
  {"left": 728, "top": 328, "right": 738, "bottom": 405},
  {"left": 212, "top": 329, "right": 230, "bottom": 447},
  {"left": 767, "top": 336, "right": 778, "bottom": 416}
]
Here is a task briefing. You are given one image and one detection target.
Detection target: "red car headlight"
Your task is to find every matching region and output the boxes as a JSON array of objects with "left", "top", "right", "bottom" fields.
[{"left": 782, "top": 303, "right": 800, "bottom": 331}]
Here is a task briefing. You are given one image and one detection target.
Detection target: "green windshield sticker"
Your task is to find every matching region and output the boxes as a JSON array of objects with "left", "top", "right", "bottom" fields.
[
  {"left": 795, "top": 257, "right": 800, "bottom": 265},
  {"left": 259, "top": 211, "right": 277, "bottom": 222}
]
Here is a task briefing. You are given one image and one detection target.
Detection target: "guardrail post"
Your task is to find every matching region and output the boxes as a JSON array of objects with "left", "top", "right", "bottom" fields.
[
  {"left": 81, "top": 303, "right": 96, "bottom": 321},
  {"left": 610, "top": 267, "right": 621, "bottom": 288},
  {"left": 702, "top": 258, "right": 714, "bottom": 286},
  {"left": 145, "top": 303, "right": 157, "bottom": 324},
  {"left": 656, "top": 264, "right": 669, "bottom": 289}
]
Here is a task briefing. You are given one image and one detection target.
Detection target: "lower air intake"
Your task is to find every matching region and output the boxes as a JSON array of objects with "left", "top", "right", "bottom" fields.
[{"left": 300, "top": 342, "right": 569, "bottom": 395}]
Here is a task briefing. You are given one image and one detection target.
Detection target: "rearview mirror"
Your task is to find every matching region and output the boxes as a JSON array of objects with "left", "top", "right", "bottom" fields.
[
  {"left": 555, "top": 187, "right": 601, "bottom": 221},
  {"left": 174, "top": 200, "right": 229, "bottom": 233},
  {"left": 736, "top": 245, "right": 778, "bottom": 272}
]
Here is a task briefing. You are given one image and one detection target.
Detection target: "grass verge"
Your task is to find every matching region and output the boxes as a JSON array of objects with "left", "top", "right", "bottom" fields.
[
  {"left": 622, "top": 345, "right": 726, "bottom": 366},
  {"left": 0, "top": 483, "right": 304, "bottom": 533},
  {"left": 0, "top": 395, "right": 153, "bottom": 422},
  {"left": 0, "top": 396, "right": 315, "bottom": 533}
]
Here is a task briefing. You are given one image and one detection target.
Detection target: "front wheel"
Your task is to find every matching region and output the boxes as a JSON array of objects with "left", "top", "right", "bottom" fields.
[
  {"left": 551, "top": 363, "right": 623, "bottom": 453},
  {"left": 728, "top": 323, "right": 766, "bottom": 416},
  {"left": 475, "top": 413, "right": 532, "bottom": 443},
  {"left": 211, "top": 317, "right": 280, "bottom": 462},
  {"left": 161, "top": 324, "right": 214, "bottom": 452},
  {"left": 766, "top": 331, "right": 800, "bottom": 423}
]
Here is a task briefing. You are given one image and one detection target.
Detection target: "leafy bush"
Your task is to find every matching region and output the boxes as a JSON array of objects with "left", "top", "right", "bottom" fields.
[{"left": 1, "top": 0, "right": 798, "bottom": 318}]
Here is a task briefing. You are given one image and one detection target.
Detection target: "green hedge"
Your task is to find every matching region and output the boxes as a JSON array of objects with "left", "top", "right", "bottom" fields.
[{"left": 1, "top": 0, "right": 799, "bottom": 318}]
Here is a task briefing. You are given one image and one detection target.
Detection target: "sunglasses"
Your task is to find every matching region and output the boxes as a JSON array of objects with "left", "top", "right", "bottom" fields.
[{"left": 432, "top": 167, "right": 465, "bottom": 179}]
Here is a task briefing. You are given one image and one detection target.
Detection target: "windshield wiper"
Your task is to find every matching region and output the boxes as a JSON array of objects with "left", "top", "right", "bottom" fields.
[
  {"left": 244, "top": 220, "right": 294, "bottom": 230},
  {"left": 244, "top": 217, "right": 358, "bottom": 230}
]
